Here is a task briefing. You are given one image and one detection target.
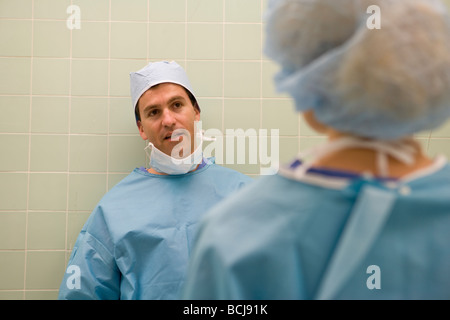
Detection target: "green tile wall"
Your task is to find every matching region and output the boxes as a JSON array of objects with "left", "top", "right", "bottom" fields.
[{"left": 1, "top": 0, "right": 450, "bottom": 300}]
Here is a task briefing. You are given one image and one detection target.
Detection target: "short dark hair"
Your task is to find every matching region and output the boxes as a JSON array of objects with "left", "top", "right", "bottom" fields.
[{"left": 134, "top": 86, "right": 199, "bottom": 122}]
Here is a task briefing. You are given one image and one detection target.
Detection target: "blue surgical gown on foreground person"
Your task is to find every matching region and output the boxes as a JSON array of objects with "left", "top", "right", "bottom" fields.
[
  {"left": 182, "top": 156, "right": 450, "bottom": 300},
  {"left": 58, "top": 158, "right": 252, "bottom": 300}
]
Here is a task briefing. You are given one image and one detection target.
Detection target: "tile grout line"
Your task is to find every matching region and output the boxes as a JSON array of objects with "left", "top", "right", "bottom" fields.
[
  {"left": 23, "top": 0, "right": 35, "bottom": 300},
  {"left": 260, "top": 0, "right": 264, "bottom": 172},
  {"left": 62, "top": 0, "right": 74, "bottom": 283},
  {"left": 105, "top": 0, "right": 112, "bottom": 193},
  {"left": 147, "top": 0, "right": 151, "bottom": 86},
  {"left": 185, "top": 0, "right": 188, "bottom": 66},
  {"left": 221, "top": 0, "right": 225, "bottom": 134}
]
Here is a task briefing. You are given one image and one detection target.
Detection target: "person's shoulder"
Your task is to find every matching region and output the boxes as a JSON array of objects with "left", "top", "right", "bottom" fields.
[
  {"left": 408, "top": 158, "right": 450, "bottom": 192},
  {"left": 98, "top": 169, "right": 149, "bottom": 201},
  {"left": 212, "top": 165, "right": 253, "bottom": 177},
  {"left": 194, "top": 175, "right": 295, "bottom": 256},
  {"left": 201, "top": 174, "right": 284, "bottom": 217},
  {"left": 203, "top": 162, "right": 253, "bottom": 181},
  {"left": 203, "top": 172, "right": 326, "bottom": 223},
  {"left": 435, "top": 161, "right": 450, "bottom": 178}
]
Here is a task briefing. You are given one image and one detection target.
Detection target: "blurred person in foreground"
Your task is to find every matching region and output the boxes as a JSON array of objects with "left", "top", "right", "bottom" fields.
[{"left": 182, "top": 0, "right": 450, "bottom": 299}]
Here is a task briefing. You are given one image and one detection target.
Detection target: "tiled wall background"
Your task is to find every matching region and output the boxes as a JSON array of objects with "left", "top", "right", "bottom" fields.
[{"left": 1, "top": 0, "right": 450, "bottom": 300}]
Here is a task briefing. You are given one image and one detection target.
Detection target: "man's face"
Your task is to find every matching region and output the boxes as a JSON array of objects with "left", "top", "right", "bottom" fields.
[{"left": 137, "top": 82, "right": 200, "bottom": 157}]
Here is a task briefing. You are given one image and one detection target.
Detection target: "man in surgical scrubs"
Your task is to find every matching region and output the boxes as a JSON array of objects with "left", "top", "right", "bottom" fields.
[
  {"left": 182, "top": 0, "right": 450, "bottom": 299},
  {"left": 58, "top": 61, "right": 252, "bottom": 300}
]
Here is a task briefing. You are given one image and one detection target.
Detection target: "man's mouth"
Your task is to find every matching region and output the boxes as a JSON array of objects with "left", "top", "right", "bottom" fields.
[{"left": 164, "top": 132, "right": 183, "bottom": 141}]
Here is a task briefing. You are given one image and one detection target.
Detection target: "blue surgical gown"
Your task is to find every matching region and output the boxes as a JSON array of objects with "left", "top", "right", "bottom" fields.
[
  {"left": 58, "top": 158, "right": 252, "bottom": 300},
  {"left": 182, "top": 156, "right": 450, "bottom": 300}
]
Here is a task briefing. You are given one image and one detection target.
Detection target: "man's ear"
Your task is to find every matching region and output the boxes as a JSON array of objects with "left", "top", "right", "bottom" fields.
[
  {"left": 137, "top": 121, "right": 148, "bottom": 140},
  {"left": 194, "top": 107, "right": 200, "bottom": 122}
]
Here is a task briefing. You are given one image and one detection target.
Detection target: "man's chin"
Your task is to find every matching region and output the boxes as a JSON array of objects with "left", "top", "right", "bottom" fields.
[{"left": 158, "top": 144, "right": 186, "bottom": 159}]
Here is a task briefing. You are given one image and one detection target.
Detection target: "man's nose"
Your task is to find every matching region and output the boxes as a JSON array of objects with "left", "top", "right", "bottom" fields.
[{"left": 161, "top": 108, "right": 176, "bottom": 127}]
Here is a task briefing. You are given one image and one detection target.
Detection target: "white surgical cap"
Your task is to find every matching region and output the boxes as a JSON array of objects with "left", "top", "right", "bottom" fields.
[
  {"left": 130, "top": 61, "right": 197, "bottom": 114},
  {"left": 264, "top": 0, "right": 450, "bottom": 139}
]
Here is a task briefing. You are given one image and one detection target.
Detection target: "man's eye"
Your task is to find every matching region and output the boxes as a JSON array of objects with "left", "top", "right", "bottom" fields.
[
  {"left": 174, "top": 102, "right": 182, "bottom": 108},
  {"left": 148, "top": 109, "right": 159, "bottom": 117}
]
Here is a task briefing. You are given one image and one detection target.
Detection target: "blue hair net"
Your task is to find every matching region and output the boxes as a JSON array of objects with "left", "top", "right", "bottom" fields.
[
  {"left": 130, "top": 61, "right": 197, "bottom": 114},
  {"left": 264, "top": 0, "right": 450, "bottom": 139}
]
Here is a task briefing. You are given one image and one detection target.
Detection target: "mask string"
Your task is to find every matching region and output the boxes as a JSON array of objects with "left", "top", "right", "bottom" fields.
[
  {"left": 377, "top": 151, "right": 389, "bottom": 178},
  {"left": 198, "top": 129, "right": 216, "bottom": 142}
]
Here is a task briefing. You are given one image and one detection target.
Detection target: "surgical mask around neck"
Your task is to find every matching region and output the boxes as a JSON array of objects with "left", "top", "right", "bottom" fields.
[{"left": 144, "top": 130, "right": 203, "bottom": 175}]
